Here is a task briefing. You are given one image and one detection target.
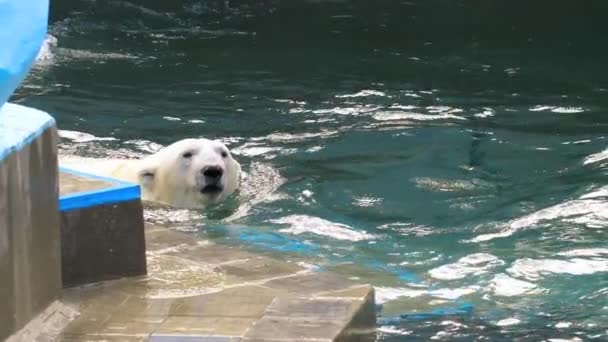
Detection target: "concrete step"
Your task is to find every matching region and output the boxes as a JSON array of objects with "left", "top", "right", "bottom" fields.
[
  {"left": 56, "top": 225, "right": 377, "bottom": 342},
  {"left": 58, "top": 168, "right": 146, "bottom": 288},
  {"left": 20, "top": 169, "right": 379, "bottom": 341}
]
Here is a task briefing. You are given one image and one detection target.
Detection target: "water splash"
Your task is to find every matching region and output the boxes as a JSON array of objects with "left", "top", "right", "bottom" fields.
[{"left": 271, "top": 215, "right": 375, "bottom": 242}]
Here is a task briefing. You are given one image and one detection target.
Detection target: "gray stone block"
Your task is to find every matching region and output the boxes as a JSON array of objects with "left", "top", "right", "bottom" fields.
[
  {"left": 60, "top": 199, "right": 147, "bottom": 287},
  {"left": 0, "top": 125, "right": 61, "bottom": 340}
]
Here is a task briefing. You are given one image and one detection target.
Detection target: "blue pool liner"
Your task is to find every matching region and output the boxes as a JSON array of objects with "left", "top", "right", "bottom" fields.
[
  {"left": 238, "top": 229, "right": 321, "bottom": 255},
  {"left": 377, "top": 302, "right": 474, "bottom": 325},
  {"left": 363, "top": 260, "right": 422, "bottom": 284}
]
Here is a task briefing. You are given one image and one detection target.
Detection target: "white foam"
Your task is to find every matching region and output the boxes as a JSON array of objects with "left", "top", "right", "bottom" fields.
[
  {"left": 428, "top": 253, "right": 504, "bottom": 280},
  {"left": 583, "top": 148, "right": 608, "bottom": 165},
  {"left": 580, "top": 186, "right": 608, "bottom": 199},
  {"left": 297, "top": 190, "right": 316, "bottom": 204},
  {"left": 124, "top": 139, "right": 164, "bottom": 153},
  {"left": 377, "top": 326, "right": 413, "bottom": 335},
  {"left": 271, "top": 215, "right": 374, "bottom": 241},
  {"left": 470, "top": 196, "right": 608, "bottom": 242},
  {"left": 225, "top": 162, "right": 285, "bottom": 222},
  {"left": 489, "top": 274, "right": 537, "bottom": 297},
  {"left": 378, "top": 222, "right": 434, "bottom": 237},
  {"left": 263, "top": 130, "right": 338, "bottom": 142},
  {"left": 373, "top": 111, "right": 465, "bottom": 122},
  {"left": 530, "top": 105, "right": 553, "bottom": 112},
  {"left": 558, "top": 248, "right": 608, "bottom": 257},
  {"left": 336, "top": 90, "right": 388, "bottom": 98},
  {"left": 507, "top": 258, "right": 608, "bottom": 281},
  {"left": 389, "top": 104, "right": 419, "bottom": 110},
  {"left": 55, "top": 48, "right": 138, "bottom": 61},
  {"left": 426, "top": 106, "right": 463, "bottom": 114},
  {"left": 374, "top": 287, "right": 426, "bottom": 304},
  {"left": 312, "top": 104, "right": 382, "bottom": 116},
  {"left": 440, "top": 320, "right": 467, "bottom": 328},
  {"left": 306, "top": 146, "right": 324, "bottom": 153},
  {"left": 474, "top": 108, "right": 495, "bottom": 118},
  {"left": 528, "top": 105, "right": 585, "bottom": 113},
  {"left": 273, "top": 98, "right": 306, "bottom": 105},
  {"left": 352, "top": 196, "right": 383, "bottom": 208},
  {"left": 144, "top": 207, "right": 203, "bottom": 226},
  {"left": 496, "top": 318, "right": 521, "bottom": 326},
  {"left": 231, "top": 143, "right": 284, "bottom": 158},
  {"left": 552, "top": 107, "right": 585, "bottom": 113},
  {"left": 58, "top": 130, "right": 117, "bottom": 143},
  {"left": 428, "top": 286, "right": 479, "bottom": 300},
  {"left": 431, "top": 331, "right": 451, "bottom": 340}
]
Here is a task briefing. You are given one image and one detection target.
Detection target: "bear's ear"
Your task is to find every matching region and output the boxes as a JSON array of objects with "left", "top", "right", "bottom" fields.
[{"left": 138, "top": 167, "right": 156, "bottom": 191}]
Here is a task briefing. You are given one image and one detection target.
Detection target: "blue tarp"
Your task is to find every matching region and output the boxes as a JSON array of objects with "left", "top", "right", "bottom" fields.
[{"left": 0, "top": 0, "right": 49, "bottom": 107}]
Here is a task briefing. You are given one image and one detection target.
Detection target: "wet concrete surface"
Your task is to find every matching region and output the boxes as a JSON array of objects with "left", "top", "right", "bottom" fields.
[
  {"left": 5, "top": 170, "right": 377, "bottom": 341},
  {"left": 58, "top": 172, "right": 113, "bottom": 196},
  {"left": 13, "top": 225, "right": 376, "bottom": 341}
]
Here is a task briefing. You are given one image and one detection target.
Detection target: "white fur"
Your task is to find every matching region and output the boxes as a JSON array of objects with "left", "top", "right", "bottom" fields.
[{"left": 60, "top": 139, "right": 241, "bottom": 209}]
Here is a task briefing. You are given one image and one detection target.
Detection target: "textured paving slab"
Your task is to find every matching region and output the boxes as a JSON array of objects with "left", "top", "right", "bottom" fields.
[{"left": 50, "top": 225, "right": 376, "bottom": 341}]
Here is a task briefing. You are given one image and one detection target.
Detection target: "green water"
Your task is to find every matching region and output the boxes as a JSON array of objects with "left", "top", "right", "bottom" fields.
[{"left": 17, "top": 0, "right": 608, "bottom": 340}]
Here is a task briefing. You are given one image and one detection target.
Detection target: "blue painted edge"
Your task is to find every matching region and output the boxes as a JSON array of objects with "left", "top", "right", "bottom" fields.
[
  {"left": 59, "top": 167, "right": 141, "bottom": 212},
  {"left": 0, "top": 103, "right": 56, "bottom": 162}
]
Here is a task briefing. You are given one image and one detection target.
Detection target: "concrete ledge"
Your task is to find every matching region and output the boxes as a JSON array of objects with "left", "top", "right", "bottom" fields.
[{"left": 59, "top": 168, "right": 147, "bottom": 287}]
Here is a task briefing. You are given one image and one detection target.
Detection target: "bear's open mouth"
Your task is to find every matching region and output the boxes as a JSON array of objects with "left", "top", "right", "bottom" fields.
[{"left": 201, "top": 184, "right": 223, "bottom": 195}]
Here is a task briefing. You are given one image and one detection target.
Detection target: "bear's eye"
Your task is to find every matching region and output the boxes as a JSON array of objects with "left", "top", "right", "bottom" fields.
[
  {"left": 182, "top": 152, "right": 193, "bottom": 158},
  {"left": 221, "top": 151, "right": 228, "bottom": 158}
]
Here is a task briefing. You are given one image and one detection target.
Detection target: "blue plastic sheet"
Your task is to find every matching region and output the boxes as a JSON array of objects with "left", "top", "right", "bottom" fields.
[{"left": 0, "top": 0, "right": 49, "bottom": 107}]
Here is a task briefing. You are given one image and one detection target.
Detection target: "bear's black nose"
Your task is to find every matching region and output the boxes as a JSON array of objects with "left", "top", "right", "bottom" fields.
[{"left": 202, "top": 166, "right": 223, "bottom": 179}]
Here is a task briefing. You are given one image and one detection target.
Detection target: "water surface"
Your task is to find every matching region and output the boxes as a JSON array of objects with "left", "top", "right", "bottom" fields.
[{"left": 17, "top": 1, "right": 608, "bottom": 340}]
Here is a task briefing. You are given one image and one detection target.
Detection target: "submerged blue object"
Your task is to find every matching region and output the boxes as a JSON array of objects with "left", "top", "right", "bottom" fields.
[
  {"left": 0, "top": 0, "right": 49, "bottom": 107},
  {"left": 238, "top": 230, "right": 321, "bottom": 255},
  {"left": 377, "top": 303, "right": 474, "bottom": 325}
]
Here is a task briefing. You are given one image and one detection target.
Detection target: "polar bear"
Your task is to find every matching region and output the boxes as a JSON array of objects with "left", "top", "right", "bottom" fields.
[{"left": 60, "top": 138, "right": 241, "bottom": 209}]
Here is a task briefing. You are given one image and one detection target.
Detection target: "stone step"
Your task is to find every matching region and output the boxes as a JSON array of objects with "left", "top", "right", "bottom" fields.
[
  {"left": 56, "top": 225, "right": 377, "bottom": 342},
  {"left": 58, "top": 168, "right": 147, "bottom": 288},
  {"left": 50, "top": 170, "right": 377, "bottom": 341}
]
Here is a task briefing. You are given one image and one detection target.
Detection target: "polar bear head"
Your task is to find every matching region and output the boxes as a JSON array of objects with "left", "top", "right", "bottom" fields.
[{"left": 136, "top": 138, "right": 241, "bottom": 208}]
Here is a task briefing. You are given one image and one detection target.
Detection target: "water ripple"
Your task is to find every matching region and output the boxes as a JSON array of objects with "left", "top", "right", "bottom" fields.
[
  {"left": 428, "top": 253, "right": 504, "bottom": 280},
  {"left": 271, "top": 215, "right": 375, "bottom": 241},
  {"left": 507, "top": 257, "right": 608, "bottom": 281}
]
